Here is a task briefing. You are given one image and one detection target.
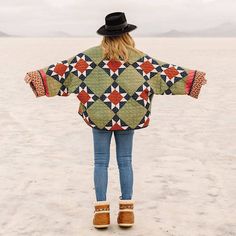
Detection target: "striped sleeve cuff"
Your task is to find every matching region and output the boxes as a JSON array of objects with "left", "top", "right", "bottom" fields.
[
  {"left": 27, "top": 70, "right": 46, "bottom": 97},
  {"left": 188, "top": 70, "right": 206, "bottom": 99}
]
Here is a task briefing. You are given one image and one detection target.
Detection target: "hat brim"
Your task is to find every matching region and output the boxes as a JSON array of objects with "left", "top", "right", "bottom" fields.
[{"left": 96, "top": 24, "right": 137, "bottom": 36}]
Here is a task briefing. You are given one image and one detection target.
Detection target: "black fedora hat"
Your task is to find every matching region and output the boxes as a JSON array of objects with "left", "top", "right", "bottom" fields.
[{"left": 97, "top": 12, "right": 137, "bottom": 36}]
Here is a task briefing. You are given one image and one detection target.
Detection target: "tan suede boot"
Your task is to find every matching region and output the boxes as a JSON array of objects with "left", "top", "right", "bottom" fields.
[
  {"left": 93, "top": 200, "right": 110, "bottom": 228},
  {"left": 117, "top": 199, "right": 135, "bottom": 227}
]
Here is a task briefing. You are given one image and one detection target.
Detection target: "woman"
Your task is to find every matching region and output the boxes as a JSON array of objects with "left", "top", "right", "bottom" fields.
[
  {"left": 24, "top": 12, "right": 207, "bottom": 229},
  {"left": 91, "top": 12, "right": 145, "bottom": 229}
]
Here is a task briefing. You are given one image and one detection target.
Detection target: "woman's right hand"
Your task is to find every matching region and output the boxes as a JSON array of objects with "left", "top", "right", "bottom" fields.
[{"left": 24, "top": 73, "right": 33, "bottom": 84}]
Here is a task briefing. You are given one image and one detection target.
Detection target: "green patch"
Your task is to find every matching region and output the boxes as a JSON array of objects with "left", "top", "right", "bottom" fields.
[
  {"left": 87, "top": 99, "right": 115, "bottom": 129},
  {"left": 64, "top": 73, "right": 82, "bottom": 93},
  {"left": 127, "top": 48, "right": 146, "bottom": 64},
  {"left": 170, "top": 77, "right": 187, "bottom": 95},
  {"left": 83, "top": 45, "right": 104, "bottom": 64},
  {"left": 117, "top": 98, "right": 147, "bottom": 128},
  {"left": 160, "top": 78, "right": 170, "bottom": 94},
  {"left": 84, "top": 66, "right": 113, "bottom": 97},
  {"left": 116, "top": 65, "right": 145, "bottom": 96},
  {"left": 148, "top": 74, "right": 169, "bottom": 95},
  {"left": 45, "top": 76, "right": 62, "bottom": 96}
]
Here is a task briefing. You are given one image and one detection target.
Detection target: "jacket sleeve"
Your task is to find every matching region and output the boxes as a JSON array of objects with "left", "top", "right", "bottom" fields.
[
  {"left": 149, "top": 57, "right": 207, "bottom": 99},
  {"left": 25, "top": 54, "right": 83, "bottom": 98}
]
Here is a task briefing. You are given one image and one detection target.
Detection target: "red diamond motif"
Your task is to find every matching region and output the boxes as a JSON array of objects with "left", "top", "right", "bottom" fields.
[
  {"left": 75, "top": 59, "right": 89, "bottom": 73},
  {"left": 164, "top": 67, "right": 179, "bottom": 79},
  {"left": 108, "top": 90, "right": 123, "bottom": 105},
  {"left": 140, "top": 61, "right": 155, "bottom": 74},
  {"left": 107, "top": 60, "right": 122, "bottom": 72},
  {"left": 140, "top": 89, "right": 149, "bottom": 101},
  {"left": 54, "top": 64, "right": 68, "bottom": 76},
  {"left": 111, "top": 123, "right": 123, "bottom": 130},
  {"left": 61, "top": 91, "right": 69, "bottom": 96},
  {"left": 143, "top": 117, "right": 150, "bottom": 126},
  {"left": 77, "top": 90, "right": 90, "bottom": 104}
]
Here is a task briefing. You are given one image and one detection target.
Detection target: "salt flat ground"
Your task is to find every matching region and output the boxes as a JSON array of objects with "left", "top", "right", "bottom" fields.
[{"left": 0, "top": 37, "right": 235, "bottom": 236}]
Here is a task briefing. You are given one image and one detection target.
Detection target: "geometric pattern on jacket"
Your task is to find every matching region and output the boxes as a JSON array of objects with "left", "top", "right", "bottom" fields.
[{"left": 26, "top": 45, "right": 206, "bottom": 131}]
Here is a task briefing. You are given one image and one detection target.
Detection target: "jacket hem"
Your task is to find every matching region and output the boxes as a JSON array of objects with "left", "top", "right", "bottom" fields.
[
  {"left": 91, "top": 124, "right": 149, "bottom": 131},
  {"left": 78, "top": 111, "right": 150, "bottom": 131}
]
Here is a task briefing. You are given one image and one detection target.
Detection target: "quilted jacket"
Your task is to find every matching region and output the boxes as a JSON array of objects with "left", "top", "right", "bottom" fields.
[{"left": 25, "top": 44, "right": 206, "bottom": 131}]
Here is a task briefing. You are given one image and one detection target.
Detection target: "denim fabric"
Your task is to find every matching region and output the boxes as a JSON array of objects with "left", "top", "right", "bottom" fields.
[{"left": 92, "top": 128, "right": 134, "bottom": 201}]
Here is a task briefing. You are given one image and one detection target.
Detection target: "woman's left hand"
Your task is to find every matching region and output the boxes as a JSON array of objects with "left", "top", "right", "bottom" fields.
[{"left": 202, "top": 77, "right": 207, "bottom": 85}]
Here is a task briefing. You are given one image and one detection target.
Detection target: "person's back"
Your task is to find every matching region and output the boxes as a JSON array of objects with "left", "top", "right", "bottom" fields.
[
  {"left": 24, "top": 11, "right": 207, "bottom": 229},
  {"left": 25, "top": 40, "right": 206, "bottom": 131}
]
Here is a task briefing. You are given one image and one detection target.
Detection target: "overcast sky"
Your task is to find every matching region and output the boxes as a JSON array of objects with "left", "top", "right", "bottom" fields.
[{"left": 0, "top": 0, "right": 236, "bottom": 36}]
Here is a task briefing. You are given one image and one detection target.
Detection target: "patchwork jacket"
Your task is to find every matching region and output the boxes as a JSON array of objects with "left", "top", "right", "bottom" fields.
[{"left": 25, "top": 44, "right": 206, "bottom": 131}]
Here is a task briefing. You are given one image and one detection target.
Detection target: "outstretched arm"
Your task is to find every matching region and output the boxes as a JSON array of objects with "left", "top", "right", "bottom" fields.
[
  {"left": 148, "top": 57, "right": 207, "bottom": 99},
  {"left": 24, "top": 54, "right": 83, "bottom": 98}
]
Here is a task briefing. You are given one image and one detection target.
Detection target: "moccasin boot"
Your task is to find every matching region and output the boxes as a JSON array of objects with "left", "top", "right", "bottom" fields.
[
  {"left": 117, "top": 199, "right": 135, "bottom": 227},
  {"left": 93, "top": 200, "right": 110, "bottom": 228}
]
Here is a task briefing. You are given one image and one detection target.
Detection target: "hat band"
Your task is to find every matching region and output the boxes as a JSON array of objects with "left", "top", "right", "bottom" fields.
[{"left": 105, "top": 22, "right": 128, "bottom": 31}]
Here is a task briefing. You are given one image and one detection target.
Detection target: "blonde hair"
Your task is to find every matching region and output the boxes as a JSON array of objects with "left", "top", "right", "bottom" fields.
[{"left": 100, "top": 32, "right": 143, "bottom": 63}]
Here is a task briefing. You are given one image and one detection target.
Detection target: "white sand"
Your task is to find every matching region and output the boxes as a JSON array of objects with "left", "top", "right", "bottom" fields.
[{"left": 0, "top": 37, "right": 235, "bottom": 236}]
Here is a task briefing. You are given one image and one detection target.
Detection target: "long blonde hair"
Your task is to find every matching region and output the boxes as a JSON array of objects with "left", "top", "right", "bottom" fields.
[{"left": 100, "top": 32, "right": 143, "bottom": 63}]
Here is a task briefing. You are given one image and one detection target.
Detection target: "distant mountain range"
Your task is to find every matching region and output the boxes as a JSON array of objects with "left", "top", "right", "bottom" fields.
[
  {"left": 1, "top": 22, "right": 236, "bottom": 37},
  {"left": 0, "top": 30, "right": 73, "bottom": 37},
  {"left": 155, "top": 22, "right": 236, "bottom": 37},
  {"left": 0, "top": 31, "right": 10, "bottom": 37},
  {"left": 43, "top": 31, "right": 73, "bottom": 37}
]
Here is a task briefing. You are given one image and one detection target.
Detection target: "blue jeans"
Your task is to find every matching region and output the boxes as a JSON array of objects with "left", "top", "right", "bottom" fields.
[{"left": 92, "top": 128, "right": 134, "bottom": 201}]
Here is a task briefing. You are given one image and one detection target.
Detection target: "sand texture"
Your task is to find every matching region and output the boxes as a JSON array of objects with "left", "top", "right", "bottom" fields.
[{"left": 0, "top": 37, "right": 235, "bottom": 236}]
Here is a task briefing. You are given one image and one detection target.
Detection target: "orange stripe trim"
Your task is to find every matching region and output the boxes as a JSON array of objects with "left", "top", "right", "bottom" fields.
[{"left": 185, "top": 70, "right": 196, "bottom": 95}]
